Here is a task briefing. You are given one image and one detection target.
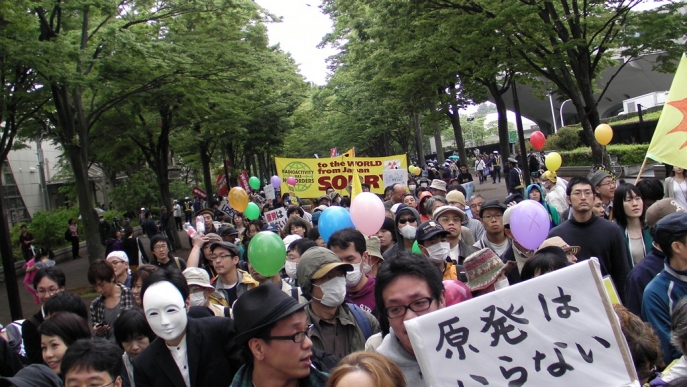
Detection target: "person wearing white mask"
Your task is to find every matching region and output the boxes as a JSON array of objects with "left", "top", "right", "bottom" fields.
[
  {"left": 415, "top": 220, "right": 456, "bottom": 281},
  {"left": 285, "top": 238, "right": 318, "bottom": 286},
  {"left": 182, "top": 267, "right": 227, "bottom": 316},
  {"left": 297, "top": 247, "right": 380, "bottom": 360},
  {"left": 382, "top": 206, "right": 421, "bottom": 260},
  {"left": 432, "top": 206, "right": 479, "bottom": 275},
  {"left": 133, "top": 269, "right": 240, "bottom": 387},
  {"left": 328, "top": 229, "right": 376, "bottom": 313}
]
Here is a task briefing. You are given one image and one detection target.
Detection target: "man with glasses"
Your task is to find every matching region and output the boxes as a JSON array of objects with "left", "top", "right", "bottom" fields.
[
  {"left": 548, "top": 177, "right": 630, "bottom": 302},
  {"left": 106, "top": 251, "right": 131, "bottom": 288},
  {"left": 382, "top": 205, "right": 421, "bottom": 260},
  {"left": 588, "top": 170, "right": 616, "bottom": 219},
  {"left": 59, "top": 338, "right": 123, "bottom": 387},
  {"left": 432, "top": 206, "right": 478, "bottom": 271},
  {"left": 375, "top": 250, "right": 445, "bottom": 387},
  {"left": 473, "top": 200, "right": 511, "bottom": 256},
  {"left": 148, "top": 235, "right": 186, "bottom": 272},
  {"left": 230, "top": 283, "right": 329, "bottom": 387},
  {"left": 209, "top": 241, "right": 257, "bottom": 306}
]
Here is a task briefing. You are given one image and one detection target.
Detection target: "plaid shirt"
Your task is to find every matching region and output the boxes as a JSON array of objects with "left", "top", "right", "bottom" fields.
[
  {"left": 90, "top": 283, "right": 135, "bottom": 326},
  {"left": 230, "top": 364, "right": 328, "bottom": 387}
]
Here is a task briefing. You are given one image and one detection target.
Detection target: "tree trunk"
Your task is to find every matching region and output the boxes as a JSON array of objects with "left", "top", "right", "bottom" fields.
[
  {"left": 489, "top": 83, "right": 512, "bottom": 160},
  {"left": 444, "top": 97, "right": 468, "bottom": 165},
  {"left": 413, "top": 112, "right": 425, "bottom": 165},
  {"left": 0, "top": 160, "right": 23, "bottom": 319},
  {"left": 433, "top": 120, "right": 444, "bottom": 163},
  {"left": 199, "top": 139, "right": 214, "bottom": 205}
]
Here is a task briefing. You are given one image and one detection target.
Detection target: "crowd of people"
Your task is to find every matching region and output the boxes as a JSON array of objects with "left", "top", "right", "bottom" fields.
[{"left": 2, "top": 160, "right": 687, "bottom": 387}]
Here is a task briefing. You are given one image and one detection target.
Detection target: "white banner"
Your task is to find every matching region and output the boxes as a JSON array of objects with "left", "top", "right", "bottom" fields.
[
  {"left": 405, "top": 260, "right": 638, "bottom": 387},
  {"left": 264, "top": 207, "right": 288, "bottom": 231},
  {"left": 218, "top": 200, "right": 232, "bottom": 215},
  {"left": 383, "top": 169, "right": 408, "bottom": 188},
  {"left": 264, "top": 184, "right": 276, "bottom": 200}
]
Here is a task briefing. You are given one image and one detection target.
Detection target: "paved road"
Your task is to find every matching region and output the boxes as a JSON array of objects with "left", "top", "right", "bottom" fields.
[{"left": 0, "top": 180, "right": 510, "bottom": 326}]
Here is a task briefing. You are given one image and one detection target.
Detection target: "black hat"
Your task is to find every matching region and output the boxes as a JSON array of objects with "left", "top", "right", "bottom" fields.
[
  {"left": 195, "top": 208, "right": 214, "bottom": 218},
  {"left": 479, "top": 200, "right": 507, "bottom": 218},
  {"left": 232, "top": 283, "right": 308, "bottom": 345},
  {"left": 654, "top": 213, "right": 687, "bottom": 246},
  {"left": 416, "top": 220, "right": 449, "bottom": 243},
  {"left": 219, "top": 226, "right": 239, "bottom": 237},
  {"left": 209, "top": 241, "right": 240, "bottom": 257}
]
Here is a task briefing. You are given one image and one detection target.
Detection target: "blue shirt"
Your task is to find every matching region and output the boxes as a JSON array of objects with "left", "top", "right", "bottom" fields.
[{"left": 625, "top": 246, "right": 665, "bottom": 317}]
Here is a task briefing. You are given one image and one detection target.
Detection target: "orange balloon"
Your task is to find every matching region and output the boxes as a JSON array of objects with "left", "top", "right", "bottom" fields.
[
  {"left": 594, "top": 124, "right": 613, "bottom": 146},
  {"left": 228, "top": 187, "right": 249, "bottom": 212}
]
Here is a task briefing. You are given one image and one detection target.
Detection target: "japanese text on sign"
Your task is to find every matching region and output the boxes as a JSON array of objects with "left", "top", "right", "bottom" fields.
[
  {"left": 264, "top": 208, "right": 288, "bottom": 231},
  {"left": 405, "top": 260, "right": 637, "bottom": 387}
]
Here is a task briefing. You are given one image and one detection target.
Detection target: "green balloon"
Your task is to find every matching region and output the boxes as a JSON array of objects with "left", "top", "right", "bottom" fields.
[
  {"left": 412, "top": 240, "right": 422, "bottom": 254},
  {"left": 245, "top": 202, "right": 260, "bottom": 220},
  {"left": 249, "top": 176, "right": 260, "bottom": 190},
  {"left": 247, "top": 231, "right": 286, "bottom": 277}
]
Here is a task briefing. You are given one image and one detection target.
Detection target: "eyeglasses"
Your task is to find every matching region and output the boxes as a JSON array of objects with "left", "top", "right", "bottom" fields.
[
  {"left": 211, "top": 254, "right": 234, "bottom": 261},
  {"left": 598, "top": 181, "right": 615, "bottom": 188},
  {"left": 153, "top": 244, "right": 168, "bottom": 250},
  {"left": 384, "top": 297, "right": 435, "bottom": 319},
  {"left": 438, "top": 216, "right": 462, "bottom": 223},
  {"left": 262, "top": 324, "right": 314, "bottom": 343},
  {"left": 109, "top": 260, "right": 125, "bottom": 265},
  {"left": 67, "top": 381, "right": 115, "bottom": 387},
  {"left": 571, "top": 190, "right": 594, "bottom": 197},
  {"left": 482, "top": 214, "right": 503, "bottom": 221},
  {"left": 398, "top": 217, "right": 417, "bottom": 225},
  {"left": 37, "top": 287, "right": 60, "bottom": 295}
]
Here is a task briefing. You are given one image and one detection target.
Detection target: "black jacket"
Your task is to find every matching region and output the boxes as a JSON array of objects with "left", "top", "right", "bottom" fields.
[{"left": 133, "top": 316, "right": 241, "bottom": 387}]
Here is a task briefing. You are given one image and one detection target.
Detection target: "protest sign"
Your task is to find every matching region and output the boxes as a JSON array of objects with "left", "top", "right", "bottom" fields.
[
  {"left": 383, "top": 169, "right": 408, "bottom": 188},
  {"left": 218, "top": 200, "right": 232, "bottom": 216},
  {"left": 264, "top": 184, "right": 276, "bottom": 200},
  {"left": 274, "top": 154, "right": 407, "bottom": 197},
  {"left": 192, "top": 186, "right": 206, "bottom": 200},
  {"left": 462, "top": 182, "right": 474, "bottom": 201},
  {"left": 264, "top": 208, "right": 288, "bottom": 231},
  {"left": 405, "top": 259, "right": 638, "bottom": 387},
  {"left": 238, "top": 171, "right": 250, "bottom": 192}
]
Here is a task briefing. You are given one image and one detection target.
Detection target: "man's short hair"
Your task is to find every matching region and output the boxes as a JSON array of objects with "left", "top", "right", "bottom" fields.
[
  {"left": 33, "top": 266, "right": 66, "bottom": 290},
  {"left": 140, "top": 268, "right": 190, "bottom": 305},
  {"left": 566, "top": 177, "right": 594, "bottom": 197},
  {"left": 113, "top": 308, "right": 156, "bottom": 348},
  {"left": 374, "top": 250, "right": 444, "bottom": 335},
  {"left": 87, "top": 259, "right": 115, "bottom": 285},
  {"left": 327, "top": 228, "right": 366, "bottom": 256},
  {"left": 636, "top": 178, "right": 665, "bottom": 202},
  {"left": 149, "top": 234, "right": 171, "bottom": 251},
  {"left": 446, "top": 183, "right": 466, "bottom": 196},
  {"left": 288, "top": 238, "right": 317, "bottom": 255},
  {"left": 44, "top": 292, "right": 89, "bottom": 321},
  {"left": 60, "top": 338, "right": 123, "bottom": 382}
]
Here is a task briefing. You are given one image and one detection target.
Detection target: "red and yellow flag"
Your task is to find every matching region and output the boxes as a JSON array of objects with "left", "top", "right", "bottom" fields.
[{"left": 646, "top": 53, "right": 687, "bottom": 169}]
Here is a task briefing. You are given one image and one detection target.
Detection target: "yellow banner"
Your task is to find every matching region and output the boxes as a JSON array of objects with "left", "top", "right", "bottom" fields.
[{"left": 275, "top": 155, "right": 407, "bottom": 197}]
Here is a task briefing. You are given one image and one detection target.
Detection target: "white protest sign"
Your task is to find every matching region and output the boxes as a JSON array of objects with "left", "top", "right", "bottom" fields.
[
  {"left": 264, "top": 207, "right": 288, "bottom": 231},
  {"left": 383, "top": 169, "right": 407, "bottom": 188},
  {"left": 405, "top": 260, "right": 638, "bottom": 387},
  {"left": 218, "top": 200, "right": 232, "bottom": 215},
  {"left": 264, "top": 184, "right": 276, "bottom": 200}
]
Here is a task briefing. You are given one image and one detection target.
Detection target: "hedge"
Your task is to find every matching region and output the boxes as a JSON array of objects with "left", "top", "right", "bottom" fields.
[{"left": 557, "top": 144, "right": 650, "bottom": 167}]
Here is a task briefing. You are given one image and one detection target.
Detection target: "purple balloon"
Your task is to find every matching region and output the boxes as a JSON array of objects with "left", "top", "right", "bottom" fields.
[
  {"left": 510, "top": 200, "right": 550, "bottom": 250},
  {"left": 270, "top": 175, "right": 281, "bottom": 189}
]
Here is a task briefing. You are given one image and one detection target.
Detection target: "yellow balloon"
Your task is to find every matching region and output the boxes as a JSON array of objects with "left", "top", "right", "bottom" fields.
[
  {"left": 228, "top": 187, "right": 249, "bottom": 212},
  {"left": 545, "top": 152, "right": 562, "bottom": 172},
  {"left": 594, "top": 124, "right": 613, "bottom": 146},
  {"left": 414, "top": 166, "right": 421, "bottom": 175},
  {"left": 409, "top": 166, "right": 415, "bottom": 174}
]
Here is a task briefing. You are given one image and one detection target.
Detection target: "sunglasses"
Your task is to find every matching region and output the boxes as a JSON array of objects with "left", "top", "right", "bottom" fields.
[{"left": 399, "top": 217, "right": 417, "bottom": 225}]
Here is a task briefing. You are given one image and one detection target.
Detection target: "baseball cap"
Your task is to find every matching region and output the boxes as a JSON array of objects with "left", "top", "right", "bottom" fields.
[
  {"left": 366, "top": 236, "right": 383, "bottom": 260},
  {"left": 209, "top": 241, "right": 240, "bottom": 257},
  {"left": 432, "top": 206, "right": 466, "bottom": 224},
  {"left": 654, "top": 213, "right": 687, "bottom": 246},
  {"left": 646, "top": 198, "right": 686, "bottom": 228},
  {"left": 479, "top": 200, "right": 507, "bottom": 218},
  {"left": 219, "top": 226, "right": 239, "bottom": 237},
  {"left": 416, "top": 220, "right": 449, "bottom": 242},
  {"left": 296, "top": 247, "right": 353, "bottom": 292},
  {"left": 182, "top": 267, "right": 214, "bottom": 289},
  {"left": 283, "top": 234, "right": 302, "bottom": 249},
  {"left": 502, "top": 206, "right": 515, "bottom": 227}
]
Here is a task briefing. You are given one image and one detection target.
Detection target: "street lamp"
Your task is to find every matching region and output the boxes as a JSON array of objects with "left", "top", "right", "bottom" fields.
[
  {"left": 547, "top": 93, "right": 558, "bottom": 133},
  {"left": 560, "top": 99, "right": 572, "bottom": 128}
]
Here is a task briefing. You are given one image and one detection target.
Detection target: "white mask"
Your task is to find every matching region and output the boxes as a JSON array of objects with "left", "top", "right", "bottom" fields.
[
  {"left": 189, "top": 292, "right": 206, "bottom": 307},
  {"left": 285, "top": 261, "right": 298, "bottom": 279},
  {"left": 493, "top": 277, "right": 510, "bottom": 290},
  {"left": 400, "top": 225, "right": 417, "bottom": 240},
  {"left": 143, "top": 282, "right": 188, "bottom": 342},
  {"left": 345, "top": 263, "right": 363, "bottom": 287},
  {"left": 409, "top": 184, "right": 417, "bottom": 191},
  {"left": 426, "top": 242, "right": 450, "bottom": 263},
  {"left": 313, "top": 276, "right": 346, "bottom": 307}
]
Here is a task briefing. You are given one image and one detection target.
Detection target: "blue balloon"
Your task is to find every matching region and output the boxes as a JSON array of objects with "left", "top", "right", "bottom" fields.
[{"left": 318, "top": 207, "right": 354, "bottom": 243}]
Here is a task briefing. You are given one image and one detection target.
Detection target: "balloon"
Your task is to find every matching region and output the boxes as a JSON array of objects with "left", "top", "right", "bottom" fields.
[
  {"left": 510, "top": 200, "right": 550, "bottom": 250},
  {"left": 318, "top": 207, "right": 354, "bottom": 243},
  {"left": 249, "top": 176, "right": 260, "bottom": 190},
  {"left": 545, "top": 152, "right": 562, "bottom": 172},
  {"left": 595, "top": 124, "right": 613, "bottom": 146},
  {"left": 228, "top": 187, "right": 249, "bottom": 212},
  {"left": 412, "top": 240, "right": 422, "bottom": 254},
  {"left": 286, "top": 176, "right": 297, "bottom": 186},
  {"left": 244, "top": 202, "right": 260, "bottom": 220},
  {"left": 247, "top": 231, "right": 286, "bottom": 277},
  {"left": 529, "top": 131, "right": 546, "bottom": 151},
  {"left": 350, "top": 192, "right": 385, "bottom": 235},
  {"left": 270, "top": 175, "right": 281, "bottom": 189},
  {"left": 409, "top": 166, "right": 415, "bottom": 173},
  {"left": 414, "top": 166, "right": 422, "bottom": 175}
]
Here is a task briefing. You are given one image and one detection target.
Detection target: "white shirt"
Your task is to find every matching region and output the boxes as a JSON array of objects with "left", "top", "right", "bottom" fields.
[
  {"left": 166, "top": 334, "right": 190, "bottom": 387},
  {"left": 673, "top": 180, "right": 687, "bottom": 210}
]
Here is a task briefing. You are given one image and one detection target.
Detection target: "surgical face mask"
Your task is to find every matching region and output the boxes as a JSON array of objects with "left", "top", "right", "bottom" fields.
[
  {"left": 426, "top": 242, "right": 450, "bottom": 263},
  {"left": 493, "top": 277, "right": 509, "bottom": 290},
  {"left": 400, "top": 225, "right": 417, "bottom": 240},
  {"left": 345, "top": 263, "right": 363, "bottom": 287},
  {"left": 409, "top": 184, "right": 417, "bottom": 191},
  {"left": 313, "top": 276, "right": 346, "bottom": 307},
  {"left": 189, "top": 292, "right": 206, "bottom": 307},
  {"left": 285, "top": 261, "right": 298, "bottom": 279}
]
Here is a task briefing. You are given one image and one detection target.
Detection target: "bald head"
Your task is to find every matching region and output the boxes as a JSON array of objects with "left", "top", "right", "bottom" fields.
[{"left": 392, "top": 184, "right": 406, "bottom": 204}]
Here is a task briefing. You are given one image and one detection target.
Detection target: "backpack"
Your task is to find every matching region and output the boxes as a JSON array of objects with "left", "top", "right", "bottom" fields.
[
  {"left": 347, "top": 303, "right": 373, "bottom": 340},
  {"left": 3, "top": 320, "right": 25, "bottom": 356},
  {"left": 64, "top": 229, "right": 71, "bottom": 241}
]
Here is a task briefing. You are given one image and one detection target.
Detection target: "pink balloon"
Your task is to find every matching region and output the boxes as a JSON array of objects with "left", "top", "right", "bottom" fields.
[
  {"left": 350, "top": 192, "right": 386, "bottom": 235},
  {"left": 286, "top": 176, "right": 297, "bottom": 186},
  {"left": 510, "top": 200, "right": 550, "bottom": 250}
]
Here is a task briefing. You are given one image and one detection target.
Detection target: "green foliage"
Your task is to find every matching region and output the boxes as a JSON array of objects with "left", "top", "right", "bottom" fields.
[
  {"left": 110, "top": 169, "right": 160, "bottom": 216},
  {"left": 558, "top": 144, "right": 649, "bottom": 166},
  {"left": 169, "top": 180, "right": 193, "bottom": 202},
  {"left": 13, "top": 207, "right": 81, "bottom": 254},
  {"left": 544, "top": 127, "right": 581, "bottom": 151}
]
